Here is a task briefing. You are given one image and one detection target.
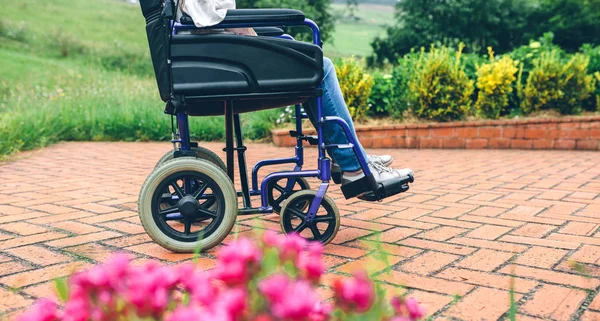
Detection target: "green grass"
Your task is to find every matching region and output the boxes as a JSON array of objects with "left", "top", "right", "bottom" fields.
[
  {"left": 0, "top": 0, "right": 285, "bottom": 159},
  {"left": 326, "top": 3, "right": 394, "bottom": 58},
  {"left": 0, "top": 0, "right": 391, "bottom": 159}
]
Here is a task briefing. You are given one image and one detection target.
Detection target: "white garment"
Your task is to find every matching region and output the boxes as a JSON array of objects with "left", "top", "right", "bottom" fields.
[{"left": 177, "top": 0, "right": 236, "bottom": 27}]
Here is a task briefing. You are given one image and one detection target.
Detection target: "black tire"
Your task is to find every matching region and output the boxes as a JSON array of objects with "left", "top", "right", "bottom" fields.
[
  {"left": 138, "top": 158, "right": 237, "bottom": 252},
  {"left": 279, "top": 190, "right": 340, "bottom": 244},
  {"left": 155, "top": 146, "right": 226, "bottom": 173}
]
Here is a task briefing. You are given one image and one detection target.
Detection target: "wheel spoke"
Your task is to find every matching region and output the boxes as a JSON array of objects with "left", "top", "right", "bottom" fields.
[
  {"left": 198, "top": 208, "right": 217, "bottom": 218},
  {"left": 273, "top": 184, "right": 286, "bottom": 193},
  {"left": 170, "top": 182, "right": 185, "bottom": 198},
  {"left": 313, "top": 216, "right": 335, "bottom": 223},
  {"left": 158, "top": 205, "right": 180, "bottom": 216},
  {"left": 184, "top": 218, "right": 192, "bottom": 235},
  {"left": 200, "top": 196, "right": 217, "bottom": 209},
  {"left": 192, "top": 182, "right": 209, "bottom": 200},
  {"left": 309, "top": 224, "right": 321, "bottom": 239},
  {"left": 289, "top": 208, "right": 306, "bottom": 220},
  {"left": 295, "top": 221, "right": 307, "bottom": 233}
]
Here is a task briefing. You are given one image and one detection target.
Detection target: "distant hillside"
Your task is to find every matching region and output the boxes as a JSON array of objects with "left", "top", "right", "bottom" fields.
[{"left": 333, "top": 0, "right": 397, "bottom": 5}]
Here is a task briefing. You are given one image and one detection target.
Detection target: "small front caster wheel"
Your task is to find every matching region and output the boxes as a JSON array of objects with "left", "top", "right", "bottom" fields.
[
  {"left": 267, "top": 177, "right": 311, "bottom": 214},
  {"left": 279, "top": 190, "right": 340, "bottom": 244},
  {"left": 138, "top": 158, "right": 238, "bottom": 253}
]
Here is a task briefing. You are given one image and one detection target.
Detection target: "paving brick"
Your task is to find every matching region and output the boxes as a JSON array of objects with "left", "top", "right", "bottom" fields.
[
  {"left": 559, "top": 221, "right": 599, "bottom": 236},
  {"left": 45, "top": 231, "right": 122, "bottom": 248},
  {"left": 456, "top": 249, "right": 514, "bottom": 272},
  {"left": 0, "top": 232, "right": 68, "bottom": 250},
  {"left": 322, "top": 244, "right": 369, "bottom": 259},
  {"left": 0, "top": 261, "right": 90, "bottom": 288},
  {"left": 400, "top": 251, "right": 460, "bottom": 275},
  {"left": 0, "top": 222, "right": 48, "bottom": 235},
  {"left": 468, "top": 206, "right": 506, "bottom": 217},
  {"left": 445, "top": 287, "right": 523, "bottom": 321},
  {"left": 568, "top": 244, "right": 600, "bottom": 265},
  {"left": 514, "top": 246, "right": 568, "bottom": 269},
  {"left": 378, "top": 270, "right": 474, "bottom": 296},
  {"left": 337, "top": 255, "right": 403, "bottom": 275},
  {"left": 408, "top": 290, "right": 454, "bottom": 318},
  {"left": 125, "top": 243, "right": 195, "bottom": 262},
  {"left": 367, "top": 227, "right": 420, "bottom": 243},
  {"left": 5, "top": 245, "right": 72, "bottom": 266},
  {"left": 50, "top": 221, "right": 103, "bottom": 234},
  {"left": 417, "top": 216, "right": 482, "bottom": 229},
  {"left": 449, "top": 237, "right": 528, "bottom": 253},
  {"left": 589, "top": 294, "right": 600, "bottom": 311},
  {"left": 65, "top": 243, "right": 123, "bottom": 262},
  {"left": 521, "top": 284, "right": 588, "bottom": 321},
  {"left": 436, "top": 267, "right": 537, "bottom": 293},
  {"left": 465, "top": 225, "right": 513, "bottom": 240},
  {"left": 499, "top": 234, "right": 580, "bottom": 249},
  {"left": 400, "top": 238, "right": 476, "bottom": 256},
  {"left": 375, "top": 217, "right": 439, "bottom": 230},
  {"left": 0, "top": 287, "right": 33, "bottom": 311},
  {"left": 418, "top": 226, "right": 467, "bottom": 241},
  {"left": 0, "top": 261, "right": 33, "bottom": 277},
  {"left": 510, "top": 223, "right": 556, "bottom": 237},
  {"left": 582, "top": 310, "right": 600, "bottom": 321},
  {"left": 330, "top": 227, "right": 373, "bottom": 245},
  {"left": 100, "top": 220, "right": 146, "bottom": 234},
  {"left": 499, "top": 264, "right": 600, "bottom": 289}
]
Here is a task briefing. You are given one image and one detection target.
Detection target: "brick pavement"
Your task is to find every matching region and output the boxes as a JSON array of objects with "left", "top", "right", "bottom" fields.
[{"left": 1, "top": 142, "right": 600, "bottom": 320}]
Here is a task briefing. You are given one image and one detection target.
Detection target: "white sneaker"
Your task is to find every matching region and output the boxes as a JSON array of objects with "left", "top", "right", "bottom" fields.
[
  {"left": 341, "top": 162, "right": 413, "bottom": 186},
  {"left": 367, "top": 154, "right": 393, "bottom": 167}
]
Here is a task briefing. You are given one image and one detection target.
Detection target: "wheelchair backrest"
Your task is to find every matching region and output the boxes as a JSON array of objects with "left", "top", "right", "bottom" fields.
[{"left": 139, "top": 0, "right": 171, "bottom": 102}]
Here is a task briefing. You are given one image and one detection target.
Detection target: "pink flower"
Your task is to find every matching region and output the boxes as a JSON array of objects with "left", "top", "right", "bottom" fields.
[
  {"left": 166, "top": 306, "right": 204, "bottom": 321},
  {"left": 263, "top": 230, "right": 283, "bottom": 248},
  {"left": 279, "top": 233, "right": 307, "bottom": 261},
  {"left": 332, "top": 270, "right": 375, "bottom": 313},
  {"left": 296, "top": 251, "right": 325, "bottom": 282},
  {"left": 62, "top": 293, "right": 89, "bottom": 321},
  {"left": 17, "top": 299, "right": 61, "bottom": 321},
  {"left": 258, "top": 274, "right": 290, "bottom": 303},
  {"left": 391, "top": 296, "right": 404, "bottom": 314},
  {"left": 217, "top": 288, "right": 247, "bottom": 320},
  {"left": 270, "top": 280, "right": 319, "bottom": 321},
  {"left": 309, "top": 302, "right": 333, "bottom": 321},
  {"left": 390, "top": 317, "right": 412, "bottom": 321},
  {"left": 216, "top": 238, "right": 262, "bottom": 286},
  {"left": 404, "top": 297, "right": 425, "bottom": 320}
]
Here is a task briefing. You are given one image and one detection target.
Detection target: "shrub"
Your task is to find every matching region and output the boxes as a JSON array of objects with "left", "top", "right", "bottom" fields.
[
  {"left": 523, "top": 50, "right": 596, "bottom": 115},
  {"left": 407, "top": 44, "right": 474, "bottom": 122},
  {"left": 335, "top": 57, "right": 374, "bottom": 122},
  {"left": 368, "top": 72, "right": 393, "bottom": 116},
  {"left": 15, "top": 233, "right": 426, "bottom": 321},
  {"left": 474, "top": 48, "right": 519, "bottom": 119},
  {"left": 580, "top": 45, "right": 600, "bottom": 111}
]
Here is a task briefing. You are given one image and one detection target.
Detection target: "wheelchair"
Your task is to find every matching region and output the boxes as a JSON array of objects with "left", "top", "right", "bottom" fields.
[{"left": 138, "top": 0, "right": 414, "bottom": 252}]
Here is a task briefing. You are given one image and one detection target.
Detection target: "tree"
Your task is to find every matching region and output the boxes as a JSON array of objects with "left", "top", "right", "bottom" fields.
[
  {"left": 368, "top": 0, "right": 537, "bottom": 66},
  {"left": 533, "top": 0, "right": 600, "bottom": 52},
  {"left": 237, "top": 0, "right": 335, "bottom": 42}
]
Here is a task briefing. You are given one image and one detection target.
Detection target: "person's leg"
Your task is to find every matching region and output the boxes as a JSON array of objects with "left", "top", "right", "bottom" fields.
[{"left": 304, "top": 57, "right": 368, "bottom": 172}]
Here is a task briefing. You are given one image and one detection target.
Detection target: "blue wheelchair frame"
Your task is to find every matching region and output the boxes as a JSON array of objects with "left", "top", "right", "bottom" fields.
[{"left": 170, "top": 18, "right": 373, "bottom": 223}]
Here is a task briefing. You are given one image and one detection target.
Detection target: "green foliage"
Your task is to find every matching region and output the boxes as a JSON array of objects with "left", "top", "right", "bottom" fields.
[
  {"left": 475, "top": 48, "right": 519, "bottom": 119},
  {"left": 368, "top": 72, "right": 393, "bottom": 115},
  {"left": 533, "top": 0, "right": 600, "bottom": 53},
  {"left": 523, "top": 51, "right": 596, "bottom": 115},
  {"left": 334, "top": 57, "right": 374, "bottom": 122},
  {"left": 368, "top": 0, "right": 600, "bottom": 67},
  {"left": 368, "top": 0, "right": 537, "bottom": 66},
  {"left": 580, "top": 45, "right": 600, "bottom": 111},
  {"left": 407, "top": 45, "right": 474, "bottom": 122}
]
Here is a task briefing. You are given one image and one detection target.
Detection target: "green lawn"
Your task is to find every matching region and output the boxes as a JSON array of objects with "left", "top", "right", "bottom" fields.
[
  {"left": 327, "top": 3, "right": 394, "bottom": 58},
  {"left": 0, "top": 0, "right": 393, "bottom": 158}
]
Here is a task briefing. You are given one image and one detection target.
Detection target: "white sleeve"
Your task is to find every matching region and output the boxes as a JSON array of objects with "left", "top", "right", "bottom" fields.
[{"left": 183, "top": 0, "right": 236, "bottom": 27}]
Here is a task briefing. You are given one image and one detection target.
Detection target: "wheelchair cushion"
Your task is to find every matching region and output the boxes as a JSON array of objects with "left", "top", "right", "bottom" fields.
[
  {"left": 170, "top": 34, "right": 323, "bottom": 97},
  {"left": 179, "top": 9, "right": 305, "bottom": 26}
]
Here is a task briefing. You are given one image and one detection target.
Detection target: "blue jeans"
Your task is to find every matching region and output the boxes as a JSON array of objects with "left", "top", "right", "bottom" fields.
[{"left": 304, "top": 57, "right": 369, "bottom": 172}]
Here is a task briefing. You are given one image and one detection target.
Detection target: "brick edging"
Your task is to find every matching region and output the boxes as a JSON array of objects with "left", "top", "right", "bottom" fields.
[{"left": 271, "top": 116, "right": 600, "bottom": 150}]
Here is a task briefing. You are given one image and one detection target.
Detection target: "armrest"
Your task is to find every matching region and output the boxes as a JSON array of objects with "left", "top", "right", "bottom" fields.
[
  {"left": 179, "top": 9, "right": 305, "bottom": 26},
  {"left": 253, "top": 27, "right": 285, "bottom": 37}
]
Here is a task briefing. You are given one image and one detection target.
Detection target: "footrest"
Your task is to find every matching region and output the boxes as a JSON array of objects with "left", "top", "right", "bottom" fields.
[
  {"left": 340, "top": 174, "right": 378, "bottom": 199},
  {"left": 359, "top": 174, "right": 414, "bottom": 202},
  {"left": 289, "top": 131, "right": 318, "bottom": 145}
]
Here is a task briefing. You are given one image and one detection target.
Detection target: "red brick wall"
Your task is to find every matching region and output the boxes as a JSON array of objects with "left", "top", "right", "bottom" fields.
[{"left": 271, "top": 116, "right": 600, "bottom": 150}]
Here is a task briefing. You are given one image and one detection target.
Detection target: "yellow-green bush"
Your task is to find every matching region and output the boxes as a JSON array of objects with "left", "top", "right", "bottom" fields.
[
  {"left": 408, "top": 45, "right": 474, "bottom": 122},
  {"left": 475, "top": 48, "right": 519, "bottom": 119},
  {"left": 335, "top": 57, "right": 374, "bottom": 122},
  {"left": 523, "top": 51, "right": 596, "bottom": 115}
]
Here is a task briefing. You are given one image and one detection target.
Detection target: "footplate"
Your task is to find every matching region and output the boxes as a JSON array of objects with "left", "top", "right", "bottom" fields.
[{"left": 340, "top": 173, "right": 414, "bottom": 201}]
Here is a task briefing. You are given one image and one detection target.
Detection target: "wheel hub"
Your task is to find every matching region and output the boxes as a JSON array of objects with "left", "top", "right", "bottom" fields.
[{"left": 178, "top": 195, "right": 199, "bottom": 216}]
